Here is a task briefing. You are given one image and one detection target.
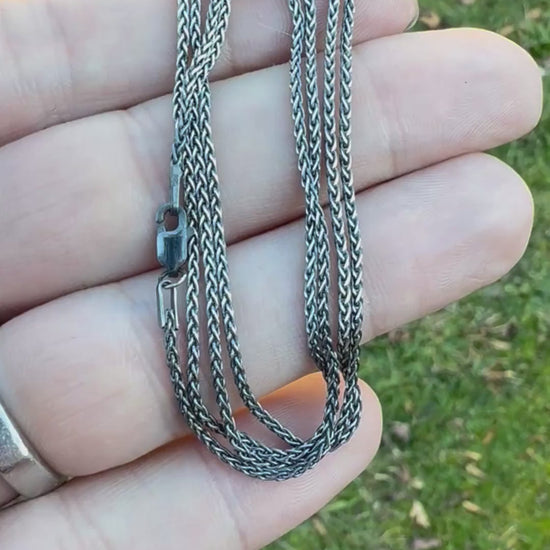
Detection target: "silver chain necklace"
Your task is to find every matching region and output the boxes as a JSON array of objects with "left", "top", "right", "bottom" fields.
[{"left": 155, "top": 0, "right": 364, "bottom": 481}]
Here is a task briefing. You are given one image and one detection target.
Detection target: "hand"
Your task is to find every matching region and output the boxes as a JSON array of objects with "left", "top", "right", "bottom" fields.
[{"left": 0, "top": 0, "right": 542, "bottom": 547}]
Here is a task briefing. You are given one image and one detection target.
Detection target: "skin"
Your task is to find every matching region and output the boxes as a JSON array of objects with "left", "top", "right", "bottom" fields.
[{"left": 0, "top": 0, "right": 543, "bottom": 547}]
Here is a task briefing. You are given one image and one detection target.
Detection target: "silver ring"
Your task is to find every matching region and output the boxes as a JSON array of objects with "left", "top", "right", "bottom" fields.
[{"left": 0, "top": 400, "right": 65, "bottom": 499}]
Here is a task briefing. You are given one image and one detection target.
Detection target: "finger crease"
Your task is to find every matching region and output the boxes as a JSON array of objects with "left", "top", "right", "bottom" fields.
[
  {"left": 55, "top": 489, "right": 115, "bottom": 550},
  {"left": 40, "top": 0, "right": 76, "bottom": 126},
  {"left": 195, "top": 445, "right": 251, "bottom": 550}
]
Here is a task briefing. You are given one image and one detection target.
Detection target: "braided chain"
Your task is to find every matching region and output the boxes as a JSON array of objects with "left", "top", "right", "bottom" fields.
[{"left": 155, "top": 0, "right": 364, "bottom": 481}]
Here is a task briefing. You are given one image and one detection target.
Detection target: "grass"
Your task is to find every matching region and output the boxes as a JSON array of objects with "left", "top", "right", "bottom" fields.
[{"left": 271, "top": 2, "right": 550, "bottom": 549}]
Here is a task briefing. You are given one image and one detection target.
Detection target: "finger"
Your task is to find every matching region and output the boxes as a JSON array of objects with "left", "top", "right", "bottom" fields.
[
  {"left": 0, "top": 153, "right": 533, "bottom": 487},
  {"left": 0, "top": 29, "right": 541, "bottom": 320},
  {"left": 0, "top": 376, "right": 382, "bottom": 550},
  {"left": 0, "top": 483, "right": 16, "bottom": 506},
  {"left": 0, "top": 0, "right": 417, "bottom": 144}
]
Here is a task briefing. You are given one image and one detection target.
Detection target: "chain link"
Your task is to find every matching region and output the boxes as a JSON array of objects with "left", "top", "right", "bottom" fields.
[{"left": 155, "top": 0, "right": 364, "bottom": 481}]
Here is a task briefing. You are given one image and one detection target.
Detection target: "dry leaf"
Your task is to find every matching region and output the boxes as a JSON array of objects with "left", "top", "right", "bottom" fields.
[
  {"left": 482, "top": 430, "right": 495, "bottom": 445},
  {"left": 489, "top": 340, "right": 512, "bottom": 351},
  {"left": 413, "top": 539, "right": 442, "bottom": 550},
  {"left": 466, "top": 463, "right": 486, "bottom": 479},
  {"left": 312, "top": 518, "right": 328, "bottom": 537},
  {"left": 420, "top": 11, "right": 441, "bottom": 30},
  {"left": 411, "top": 477, "right": 425, "bottom": 490},
  {"left": 388, "top": 328, "right": 410, "bottom": 343},
  {"left": 483, "top": 368, "right": 515, "bottom": 382},
  {"left": 499, "top": 25, "right": 515, "bottom": 37},
  {"left": 463, "top": 450, "right": 482, "bottom": 462},
  {"left": 391, "top": 422, "right": 411, "bottom": 443},
  {"left": 410, "top": 500, "right": 431, "bottom": 528},
  {"left": 526, "top": 8, "right": 542, "bottom": 20},
  {"left": 462, "top": 500, "right": 483, "bottom": 514}
]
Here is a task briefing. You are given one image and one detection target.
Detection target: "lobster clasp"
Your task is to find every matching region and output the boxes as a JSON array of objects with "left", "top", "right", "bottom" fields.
[{"left": 156, "top": 204, "right": 189, "bottom": 276}]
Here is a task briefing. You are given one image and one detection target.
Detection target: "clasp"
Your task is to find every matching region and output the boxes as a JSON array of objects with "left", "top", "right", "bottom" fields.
[
  {"left": 156, "top": 204, "right": 189, "bottom": 276},
  {"left": 156, "top": 271, "right": 186, "bottom": 329}
]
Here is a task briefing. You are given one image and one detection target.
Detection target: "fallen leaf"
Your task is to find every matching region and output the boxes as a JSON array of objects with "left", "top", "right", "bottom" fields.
[
  {"left": 462, "top": 500, "right": 483, "bottom": 515},
  {"left": 391, "top": 422, "right": 411, "bottom": 444},
  {"left": 526, "top": 8, "right": 542, "bottom": 20},
  {"left": 482, "top": 430, "right": 495, "bottom": 445},
  {"left": 483, "top": 368, "right": 515, "bottom": 382},
  {"left": 374, "top": 472, "right": 392, "bottom": 482},
  {"left": 466, "top": 463, "right": 486, "bottom": 479},
  {"left": 388, "top": 328, "right": 410, "bottom": 343},
  {"left": 489, "top": 340, "right": 512, "bottom": 351},
  {"left": 411, "top": 477, "right": 425, "bottom": 490},
  {"left": 463, "top": 450, "right": 482, "bottom": 462},
  {"left": 412, "top": 539, "right": 442, "bottom": 550},
  {"left": 420, "top": 11, "right": 441, "bottom": 30},
  {"left": 499, "top": 25, "right": 515, "bottom": 37},
  {"left": 410, "top": 500, "right": 431, "bottom": 528},
  {"left": 312, "top": 517, "right": 327, "bottom": 537}
]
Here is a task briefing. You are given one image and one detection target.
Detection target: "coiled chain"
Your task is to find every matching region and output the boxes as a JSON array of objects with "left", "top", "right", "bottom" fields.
[{"left": 155, "top": 0, "right": 364, "bottom": 481}]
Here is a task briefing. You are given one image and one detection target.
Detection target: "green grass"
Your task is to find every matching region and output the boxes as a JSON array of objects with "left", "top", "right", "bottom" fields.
[{"left": 271, "top": 2, "right": 550, "bottom": 549}]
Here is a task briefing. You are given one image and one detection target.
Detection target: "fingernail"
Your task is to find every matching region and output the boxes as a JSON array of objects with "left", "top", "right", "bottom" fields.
[{"left": 405, "top": 4, "right": 420, "bottom": 31}]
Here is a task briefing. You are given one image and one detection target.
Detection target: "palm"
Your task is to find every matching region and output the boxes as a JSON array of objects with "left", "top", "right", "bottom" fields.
[{"left": 0, "top": 0, "right": 541, "bottom": 547}]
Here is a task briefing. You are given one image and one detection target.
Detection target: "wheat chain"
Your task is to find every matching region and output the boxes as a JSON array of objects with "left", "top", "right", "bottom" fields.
[{"left": 155, "top": 0, "right": 364, "bottom": 481}]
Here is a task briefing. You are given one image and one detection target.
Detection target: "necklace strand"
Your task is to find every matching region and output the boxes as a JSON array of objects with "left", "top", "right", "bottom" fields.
[{"left": 155, "top": 0, "right": 365, "bottom": 481}]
